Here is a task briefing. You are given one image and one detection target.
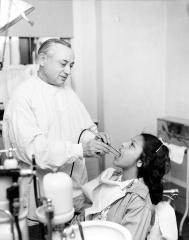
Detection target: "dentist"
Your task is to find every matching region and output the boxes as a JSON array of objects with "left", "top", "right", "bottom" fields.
[{"left": 3, "top": 38, "right": 110, "bottom": 232}]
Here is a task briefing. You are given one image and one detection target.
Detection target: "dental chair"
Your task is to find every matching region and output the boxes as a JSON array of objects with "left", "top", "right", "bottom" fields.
[{"left": 147, "top": 189, "right": 179, "bottom": 240}]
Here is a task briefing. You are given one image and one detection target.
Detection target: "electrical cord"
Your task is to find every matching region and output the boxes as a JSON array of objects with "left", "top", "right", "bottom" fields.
[
  {"left": 70, "top": 129, "right": 88, "bottom": 177},
  {"left": 14, "top": 215, "right": 22, "bottom": 240},
  {"left": 7, "top": 184, "right": 23, "bottom": 240},
  {"left": 32, "top": 155, "right": 42, "bottom": 207},
  {"left": 77, "top": 220, "right": 85, "bottom": 240}
]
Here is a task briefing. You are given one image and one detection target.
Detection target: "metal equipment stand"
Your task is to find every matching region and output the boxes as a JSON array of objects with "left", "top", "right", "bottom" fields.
[{"left": 178, "top": 149, "right": 189, "bottom": 239}]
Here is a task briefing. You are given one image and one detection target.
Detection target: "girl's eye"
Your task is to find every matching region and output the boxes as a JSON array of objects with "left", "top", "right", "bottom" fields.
[{"left": 129, "top": 142, "right": 134, "bottom": 147}]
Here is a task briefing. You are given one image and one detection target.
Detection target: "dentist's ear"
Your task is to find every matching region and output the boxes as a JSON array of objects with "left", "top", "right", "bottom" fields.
[
  {"left": 137, "top": 160, "right": 143, "bottom": 168},
  {"left": 38, "top": 53, "right": 47, "bottom": 66}
]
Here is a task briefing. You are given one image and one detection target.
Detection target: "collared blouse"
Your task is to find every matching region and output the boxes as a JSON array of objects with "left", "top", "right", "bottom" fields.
[{"left": 81, "top": 168, "right": 153, "bottom": 240}]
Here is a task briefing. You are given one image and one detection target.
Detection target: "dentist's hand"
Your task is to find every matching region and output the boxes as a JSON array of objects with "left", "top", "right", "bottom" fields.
[
  {"left": 82, "top": 138, "right": 111, "bottom": 157},
  {"left": 95, "top": 132, "right": 111, "bottom": 145}
]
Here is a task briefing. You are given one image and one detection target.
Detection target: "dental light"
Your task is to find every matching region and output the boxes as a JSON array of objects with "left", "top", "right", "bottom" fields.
[
  {"left": 0, "top": 0, "right": 35, "bottom": 70},
  {"left": 0, "top": 0, "right": 34, "bottom": 33}
]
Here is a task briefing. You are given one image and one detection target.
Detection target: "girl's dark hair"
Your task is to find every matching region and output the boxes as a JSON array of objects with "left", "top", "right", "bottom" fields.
[{"left": 138, "top": 133, "right": 171, "bottom": 205}]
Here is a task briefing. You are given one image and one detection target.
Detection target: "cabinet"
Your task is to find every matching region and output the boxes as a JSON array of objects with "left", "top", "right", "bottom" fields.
[
  {"left": 157, "top": 117, "right": 189, "bottom": 188},
  {"left": 157, "top": 116, "right": 189, "bottom": 223}
]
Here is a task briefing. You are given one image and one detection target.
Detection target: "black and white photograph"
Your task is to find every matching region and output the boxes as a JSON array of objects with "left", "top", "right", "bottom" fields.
[{"left": 0, "top": 0, "right": 189, "bottom": 239}]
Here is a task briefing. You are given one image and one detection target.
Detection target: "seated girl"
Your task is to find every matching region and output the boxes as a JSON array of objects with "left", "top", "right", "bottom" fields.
[{"left": 73, "top": 133, "right": 171, "bottom": 240}]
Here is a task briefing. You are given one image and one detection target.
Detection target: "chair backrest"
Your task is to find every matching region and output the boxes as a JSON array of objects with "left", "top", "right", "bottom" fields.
[{"left": 147, "top": 189, "right": 178, "bottom": 240}]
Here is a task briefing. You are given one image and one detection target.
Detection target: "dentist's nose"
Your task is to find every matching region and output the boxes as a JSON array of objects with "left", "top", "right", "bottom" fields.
[{"left": 64, "top": 64, "right": 71, "bottom": 75}]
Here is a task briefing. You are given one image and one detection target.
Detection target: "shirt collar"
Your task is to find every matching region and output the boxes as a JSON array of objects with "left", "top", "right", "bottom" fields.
[
  {"left": 35, "top": 75, "right": 65, "bottom": 96},
  {"left": 100, "top": 168, "right": 138, "bottom": 191}
]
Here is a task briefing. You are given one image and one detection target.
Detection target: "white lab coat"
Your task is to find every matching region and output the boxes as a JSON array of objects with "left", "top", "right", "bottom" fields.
[{"left": 3, "top": 75, "right": 95, "bottom": 222}]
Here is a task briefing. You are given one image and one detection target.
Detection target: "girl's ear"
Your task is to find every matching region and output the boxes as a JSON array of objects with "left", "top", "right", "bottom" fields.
[{"left": 137, "top": 159, "right": 143, "bottom": 168}]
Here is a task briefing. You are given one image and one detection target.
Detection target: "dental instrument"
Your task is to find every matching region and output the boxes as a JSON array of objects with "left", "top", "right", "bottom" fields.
[
  {"left": 86, "top": 128, "right": 121, "bottom": 157},
  {"left": 70, "top": 127, "right": 121, "bottom": 178}
]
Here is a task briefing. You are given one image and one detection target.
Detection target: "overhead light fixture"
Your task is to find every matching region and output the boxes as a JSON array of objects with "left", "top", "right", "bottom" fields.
[
  {"left": 0, "top": 0, "right": 34, "bottom": 70},
  {"left": 0, "top": 0, "right": 34, "bottom": 33}
]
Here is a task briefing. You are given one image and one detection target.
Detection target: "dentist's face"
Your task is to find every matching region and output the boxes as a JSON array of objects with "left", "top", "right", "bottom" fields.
[
  {"left": 39, "top": 43, "right": 74, "bottom": 87},
  {"left": 113, "top": 135, "right": 144, "bottom": 169}
]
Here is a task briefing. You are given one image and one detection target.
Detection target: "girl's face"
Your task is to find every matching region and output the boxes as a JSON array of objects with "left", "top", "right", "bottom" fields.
[{"left": 113, "top": 135, "right": 144, "bottom": 169}]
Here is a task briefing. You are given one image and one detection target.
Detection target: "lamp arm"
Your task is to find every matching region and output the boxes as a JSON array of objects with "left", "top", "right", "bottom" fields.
[{"left": 12, "top": 0, "right": 34, "bottom": 26}]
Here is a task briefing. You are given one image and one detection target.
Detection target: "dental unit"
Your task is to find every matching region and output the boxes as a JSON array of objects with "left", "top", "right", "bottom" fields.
[
  {"left": 0, "top": 145, "right": 130, "bottom": 240},
  {"left": 0, "top": 148, "right": 36, "bottom": 240}
]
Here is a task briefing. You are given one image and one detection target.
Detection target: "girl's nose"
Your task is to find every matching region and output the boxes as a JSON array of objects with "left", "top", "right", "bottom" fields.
[
  {"left": 121, "top": 142, "right": 127, "bottom": 148},
  {"left": 121, "top": 142, "right": 130, "bottom": 149}
]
